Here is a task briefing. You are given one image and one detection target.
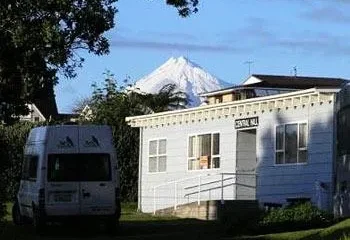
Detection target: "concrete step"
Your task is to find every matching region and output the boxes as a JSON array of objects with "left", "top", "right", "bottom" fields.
[{"left": 155, "top": 200, "right": 259, "bottom": 221}]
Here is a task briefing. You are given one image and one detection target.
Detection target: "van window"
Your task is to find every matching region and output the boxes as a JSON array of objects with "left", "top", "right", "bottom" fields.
[
  {"left": 22, "top": 155, "right": 39, "bottom": 181},
  {"left": 48, "top": 154, "right": 111, "bottom": 182}
]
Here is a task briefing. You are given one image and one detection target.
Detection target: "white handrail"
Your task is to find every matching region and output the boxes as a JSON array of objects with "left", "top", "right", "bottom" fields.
[
  {"left": 153, "top": 173, "right": 214, "bottom": 214},
  {"left": 197, "top": 175, "right": 201, "bottom": 206},
  {"left": 152, "top": 172, "right": 257, "bottom": 214}
]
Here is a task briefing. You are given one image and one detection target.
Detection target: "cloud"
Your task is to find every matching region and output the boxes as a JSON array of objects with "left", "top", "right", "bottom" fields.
[
  {"left": 139, "top": 31, "right": 198, "bottom": 41},
  {"left": 268, "top": 31, "right": 350, "bottom": 56},
  {"left": 110, "top": 39, "right": 243, "bottom": 53},
  {"left": 218, "top": 17, "right": 276, "bottom": 47},
  {"left": 301, "top": 5, "right": 350, "bottom": 23},
  {"left": 236, "top": 17, "right": 275, "bottom": 40},
  {"left": 225, "top": 14, "right": 350, "bottom": 57}
]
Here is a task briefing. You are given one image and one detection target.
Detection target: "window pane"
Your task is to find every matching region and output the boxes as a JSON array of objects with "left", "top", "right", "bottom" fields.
[
  {"left": 149, "top": 141, "right": 157, "bottom": 155},
  {"left": 48, "top": 155, "right": 79, "bottom": 181},
  {"left": 80, "top": 154, "right": 111, "bottom": 181},
  {"left": 188, "top": 159, "right": 199, "bottom": 170},
  {"left": 213, "top": 133, "right": 220, "bottom": 155},
  {"left": 212, "top": 157, "right": 220, "bottom": 168},
  {"left": 188, "top": 136, "right": 195, "bottom": 157},
  {"left": 276, "top": 152, "right": 284, "bottom": 164},
  {"left": 188, "top": 159, "right": 193, "bottom": 170},
  {"left": 158, "top": 156, "right": 167, "bottom": 172},
  {"left": 276, "top": 125, "right": 284, "bottom": 150},
  {"left": 299, "top": 123, "right": 307, "bottom": 148},
  {"left": 149, "top": 157, "right": 157, "bottom": 172},
  {"left": 285, "top": 124, "right": 298, "bottom": 163},
  {"left": 159, "top": 140, "right": 167, "bottom": 154},
  {"left": 22, "top": 156, "right": 30, "bottom": 180},
  {"left": 28, "top": 156, "right": 38, "bottom": 179},
  {"left": 199, "top": 134, "right": 211, "bottom": 156},
  {"left": 48, "top": 154, "right": 110, "bottom": 181},
  {"left": 299, "top": 150, "right": 307, "bottom": 163}
]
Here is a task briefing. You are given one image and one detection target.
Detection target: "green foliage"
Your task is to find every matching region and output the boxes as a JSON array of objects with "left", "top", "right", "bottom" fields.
[
  {"left": 88, "top": 74, "right": 141, "bottom": 201},
  {"left": 166, "top": 0, "right": 199, "bottom": 17},
  {"left": 0, "top": 122, "right": 39, "bottom": 200},
  {"left": 0, "top": 0, "right": 198, "bottom": 124},
  {"left": 259, "top": 203, "right": 333, "bottom": 234},
  {"left": 0, "top": 121, "right": 39, "bottom": 221},
  {"left": 87, "top": 72, "right": 188, "bottom": 201},
  {"left": 138, "top": 84, "right": 189, "bottom": 113},
  {"left": 0, "top": 0, "right": 117, "bottom": 123}
]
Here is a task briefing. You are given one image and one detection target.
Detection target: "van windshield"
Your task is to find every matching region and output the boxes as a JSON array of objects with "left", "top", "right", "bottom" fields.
[{"left": 48, "top": 154, "right": 111, "bottom": 182}]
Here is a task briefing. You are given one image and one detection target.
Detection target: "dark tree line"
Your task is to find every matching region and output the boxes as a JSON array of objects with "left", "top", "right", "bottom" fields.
[
  {"left": 0, "top": 0, "right": 199, "bottom": 124},
  {"left": 86, "top": 73, "right": 188, "bottom": 201}
]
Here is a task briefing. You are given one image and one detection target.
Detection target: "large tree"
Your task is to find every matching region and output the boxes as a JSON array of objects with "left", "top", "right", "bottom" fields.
[
  {"left": 0, "top": 0, "right": 199, "bottom": 124},
  {"left": 0, "top": 0, "right": 117, "bottom": 124},
  {"left": 88, "top": 73, "right": 187, "bottom": 201},
  {"left": 139, "top": 84, "right": 189, "bottom": 113},
  {"left": 166, "top": 0, "right": 199, "bottom": 17}
]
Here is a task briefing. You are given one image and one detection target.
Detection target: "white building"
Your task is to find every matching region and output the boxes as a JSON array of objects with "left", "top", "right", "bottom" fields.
[
  {"left": 126, "top": 74, "right": 350, "bottom": 214},
  {"left": 19, "top": 104, "right": 47, "bottom": 122}
]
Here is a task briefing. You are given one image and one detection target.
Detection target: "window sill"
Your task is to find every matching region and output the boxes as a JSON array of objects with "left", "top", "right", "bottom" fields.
[
  {"left": 273, "top": 162, "right": 308, "bottom": 167},
  {"left": 187, "top": 167, "right": 221, "bottom": 172},
  {"left": 147, "top": 171, "right": 167, "bottom": 175}
]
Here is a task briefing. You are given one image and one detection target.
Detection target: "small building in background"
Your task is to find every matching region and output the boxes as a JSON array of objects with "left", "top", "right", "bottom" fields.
[{"left": 19, "top": 104, "right": 47, "bottom": 122}]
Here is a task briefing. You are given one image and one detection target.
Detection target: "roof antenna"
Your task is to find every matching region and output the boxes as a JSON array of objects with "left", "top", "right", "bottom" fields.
[{"left": 244, "top": 61, "right": 254, "bottom": 76}]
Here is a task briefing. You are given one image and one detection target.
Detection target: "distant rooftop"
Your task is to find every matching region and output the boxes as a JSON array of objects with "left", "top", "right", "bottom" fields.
[
  {"left": 202, "top": 74, "right": 349, "bottom": 96},
  {"left": 246, "top": 74, "right": 348, "bottom": 88}
]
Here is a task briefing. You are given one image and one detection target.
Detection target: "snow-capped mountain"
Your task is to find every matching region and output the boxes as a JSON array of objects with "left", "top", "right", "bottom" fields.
[{"left": 133, "top": 56, "right": 231, "bottom": 107}]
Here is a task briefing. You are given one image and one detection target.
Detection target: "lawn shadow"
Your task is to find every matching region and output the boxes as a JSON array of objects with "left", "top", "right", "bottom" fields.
[{"left": 1, "top": 218, "right": 223, "bottom": 240}]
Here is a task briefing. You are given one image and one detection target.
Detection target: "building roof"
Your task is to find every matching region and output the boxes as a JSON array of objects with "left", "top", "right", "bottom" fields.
[
  {"left": 245, "top": 74, "right": 348, "bottom": 88},
  {"left": 32, "top": 81, "right": 58, "bottom": 120},
  {"left": 201, "top": 74, "right": 349, "bottom": 97},
  {"left": 126, "top": 87, "right": 340, "bottom": 128}
]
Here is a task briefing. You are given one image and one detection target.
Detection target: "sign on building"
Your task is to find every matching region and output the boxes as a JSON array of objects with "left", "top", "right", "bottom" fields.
[{"left": 235, "top": 117, "right": 259, "bottom": 129}]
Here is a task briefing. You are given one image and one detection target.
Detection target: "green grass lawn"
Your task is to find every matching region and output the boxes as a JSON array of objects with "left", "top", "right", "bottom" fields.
[
  {"left": 4, "top": 202, "right": 350, "bottom": 239},
  {"left": 235, "top": 218, "right": 350, "bottom": 240},
  {"left": 120, "top": 202, "right": 179, "bottom": 222},
  {"left": 1, "top": 202, "right": 220, "bottom": 240},
  {"left": 4, "top": 202, "right": 178, "bottom": 222}
]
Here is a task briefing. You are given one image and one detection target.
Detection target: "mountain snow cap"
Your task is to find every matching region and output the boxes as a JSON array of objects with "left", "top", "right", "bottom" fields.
[{"left": 133, "top": 56, "right": 230, "bottom": 107}]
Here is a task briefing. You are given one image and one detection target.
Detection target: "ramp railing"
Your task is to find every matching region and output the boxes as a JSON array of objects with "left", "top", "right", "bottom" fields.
[{"left": 153, "top": 172, "right": 257, "bottom": 214}]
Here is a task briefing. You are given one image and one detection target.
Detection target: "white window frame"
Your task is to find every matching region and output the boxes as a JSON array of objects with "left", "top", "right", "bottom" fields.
[
  {"left": 275, "top": 122, "right": 308, "bottom": 165},
  {"left": 148, "top": 138, "right": 167, "bottom": 173},
  {"left": 187, "top": 132, "right": 221, "bottom": 171}
]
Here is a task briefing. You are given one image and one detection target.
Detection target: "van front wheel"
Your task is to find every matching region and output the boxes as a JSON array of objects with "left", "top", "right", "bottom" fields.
[
  {"left": 32, "top": 205, "right": 46, "bottom": 234},
  {"left": 12, "top": 201, "right": 24, "bottom": 225}
]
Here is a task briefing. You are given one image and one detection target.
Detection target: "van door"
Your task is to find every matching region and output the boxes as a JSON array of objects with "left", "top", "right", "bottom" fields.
[
  {"left": 79, "top": 154, "right": 115, "bottom": 215},
  {"left": 19, "top": 155, "right": 39, "bottom": 218},
  {"left": 46, "top": 154, "right": 81, "bottom": 216}
]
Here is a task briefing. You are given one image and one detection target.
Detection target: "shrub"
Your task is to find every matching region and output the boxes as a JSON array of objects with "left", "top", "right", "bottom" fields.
[
  {"left": 0, "top": 122, "right": 38, "bottom": 201},
  {"left": 0, "top": 122, "right": 39, "bottom": 221},
  {"left": 259, "top": 202, "right": 333, "bottom": 233}
]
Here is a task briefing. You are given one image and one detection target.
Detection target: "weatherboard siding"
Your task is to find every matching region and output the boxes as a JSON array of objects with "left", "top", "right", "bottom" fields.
[{"left": 139, "top": 100, "right": 335, "bottom": 213}]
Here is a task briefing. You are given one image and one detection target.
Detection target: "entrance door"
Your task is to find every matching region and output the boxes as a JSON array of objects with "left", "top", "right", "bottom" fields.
[{"left": 236, "top": 129, "right": 257, "bottom": 200}]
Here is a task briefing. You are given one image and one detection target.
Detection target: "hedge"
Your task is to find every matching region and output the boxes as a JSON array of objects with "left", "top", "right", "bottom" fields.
[
  {"left": 0, "top": 122, "right": 38, "bottom": 221},
  {"left": 258, "top": 202, "right": 334, "bottom": 234}
]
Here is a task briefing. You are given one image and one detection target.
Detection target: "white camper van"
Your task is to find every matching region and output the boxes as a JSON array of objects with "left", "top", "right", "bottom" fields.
[{"left": 12, "top": 125, "right": 121, "bottom": 232}]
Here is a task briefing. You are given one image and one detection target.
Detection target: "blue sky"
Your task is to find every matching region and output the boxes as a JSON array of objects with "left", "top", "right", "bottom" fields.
[{"left": 55, "top": 0, "right": 350, "bottom": 113}]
